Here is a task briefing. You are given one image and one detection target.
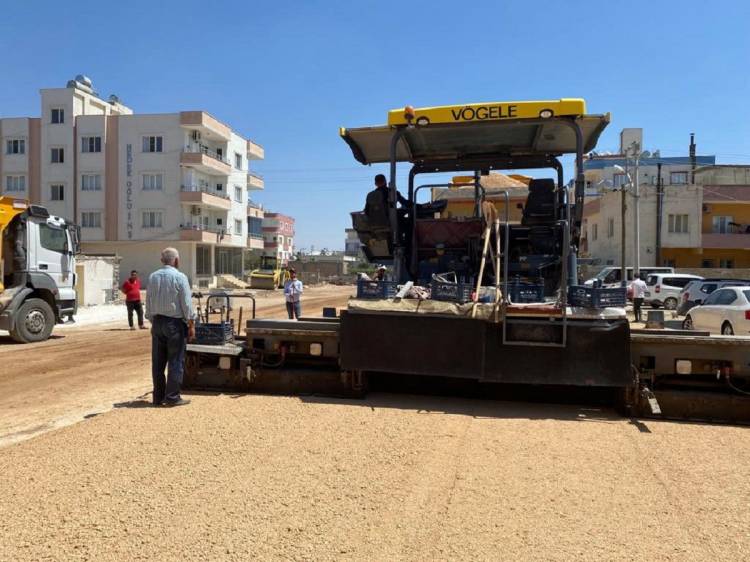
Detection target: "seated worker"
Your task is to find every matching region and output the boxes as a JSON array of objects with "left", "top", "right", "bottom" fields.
[{"left": 364, "top": 174, "right": 409, "bottom": 225}]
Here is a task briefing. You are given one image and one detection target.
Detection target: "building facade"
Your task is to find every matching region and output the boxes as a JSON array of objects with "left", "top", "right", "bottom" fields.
[
  {"left": 262, "top": 212, "right": 295, "bottom": 264},
  {"left": 582, "top": 166, "right": 750, "bottom": 269},
  {"left": 0, "top": 76, "right": 265, "bottom": 286}
]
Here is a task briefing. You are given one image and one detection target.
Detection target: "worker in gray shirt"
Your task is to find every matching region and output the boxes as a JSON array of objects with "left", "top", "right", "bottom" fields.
[{"left": 145, "top": 247, "right": 195, "bottom": 407}]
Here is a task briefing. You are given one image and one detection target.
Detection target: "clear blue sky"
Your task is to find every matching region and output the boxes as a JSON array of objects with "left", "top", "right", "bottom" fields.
[{"left": 1, "top": 0, "right": 748, "bottom": 250}]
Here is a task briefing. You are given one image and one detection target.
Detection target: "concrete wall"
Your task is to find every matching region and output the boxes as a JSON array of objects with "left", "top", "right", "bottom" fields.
[{"left": 74, "top": 255, "right": 120, "bottom": 306}]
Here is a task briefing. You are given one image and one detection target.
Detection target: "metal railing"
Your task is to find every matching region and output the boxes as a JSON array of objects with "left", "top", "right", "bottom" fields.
[
  {"left": 183, "top": 145, "right": 230, "bottom": 165},
  {"left": 180, "top": 223, "right": 230, "bottom": 235},
  {"left": 180, "top": 184, "right": 230, "bottom": 200},
  {"left": 248, "top": 171, "right": 264, "bottom": 180}
]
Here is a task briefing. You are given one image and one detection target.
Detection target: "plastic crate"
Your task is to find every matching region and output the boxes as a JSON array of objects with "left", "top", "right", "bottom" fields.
[
  {"left": 431, "top": 279, "right": 473, "bottom": 303},
  {"left": 508, "top": 281, "right": 545, "bottom": 303},
  {"left": 195, "top": 322, "right": 234, "bottom": 345},
  {"left": 356, "top": 279, "right": 399, "bottom": 299},
  {"left": 568, "top": 285, "right": 627, "bottom": 308}
]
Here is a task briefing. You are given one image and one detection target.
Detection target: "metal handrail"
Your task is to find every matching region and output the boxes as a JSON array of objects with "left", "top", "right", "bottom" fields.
[
  {"left": 247, "top": 171, "right": 264, "bottom": 180},
  {"left": 181, "top": 184, "right": 230, "bottom": 199},
  {"left": 183, "top": 145, "right": 230, "bottom": 165}
]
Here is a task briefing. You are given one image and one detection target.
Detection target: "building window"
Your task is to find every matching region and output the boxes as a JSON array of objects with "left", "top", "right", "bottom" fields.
[
  {"left": 50, "top": 184, "right": 65, "bottom": 201},
  {"left": 234, "top": 186, "right": 242, "bottom": 202},
  {"left": 670, "top": 172, "right": 688, "bottom": 185},
  {"left": 143, "top": 173, "right": 163, "bottom": 191},
  {"left": 142, "top": 136, "right": 163, "bottom": 153},
  {"left": 613, "top": 173, "right": 627, "bottom": 188},
  {"left": 5, "top": 175, "right": 26, "bottom": 192},
  {"left": 81, "top": 211, "right": 102, "bottom": 228},
  {"left": 6, "top": 139, "right": 25, "bottom": 155},
  {"left": 248, "top": 216, "right": 263, "bottom": 238},
  {"left": 51, "top": 107, "right": 65, "bottom": 124},
  {"left": 235, "top": 153, "right": 243, "bottom": 169},
  {"left": 216, "top": 217, "right": 223, "bottom": 227},
  {"left": 234, "top": 219, "right": 243, "bottom": 235},
  {"left": 81, "top": 136, "right": 102, "bottom": 153},
  {"left": 668, "top": 214, "right": 689, "bottom": 234},
  {"left": 712, "top": 216, "right": 733, "bottom": 234},
  {"left": 216, "top": 183, "right": 224, "bottom": 192},
  {"left": 701, "top": 259, "right": 714, "bottom": 268},
  {"left": 81, "top": 174, "right": 102, "bottom": 191},
  {"left": 51, "top": 147, "right": 65, "bottom": 163},
  {"left": 142, "top": 210, "right": 163, "bottom": 228},
  {"left": 720, "top": 259, "right": 734, "bottom": 269},
  {"left": 592, "top": 223, "right": 598, "bottom": 241},
  {"left": 196, "top": 245, "right": 211, "bottom": 276},
  {"left": 607, "top": 218, "right": 614, "bottom": 238}
]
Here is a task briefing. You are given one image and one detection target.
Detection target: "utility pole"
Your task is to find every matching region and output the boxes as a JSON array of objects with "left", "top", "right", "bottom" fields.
[
  {"left": 689, "top": 132, "right": 696, "bottom": 184},
  {"left": 621, "top": 171, "right": 627, "bottom": 288},
  {"left": 631, "top": 141, "right": 641, "bottom": 277},
  {"left": 655, "top": 163, "right": 663, "bottom": 265}
]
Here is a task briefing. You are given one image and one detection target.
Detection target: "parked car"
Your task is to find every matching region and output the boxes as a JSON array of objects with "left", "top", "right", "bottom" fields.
[
  {"left": 645, "top": 273, "right": 703, "bottom": 310},
  {"left": 584, "top": 266, "right": 673, "bottom": 288},
  {"left": 682, "top": 286, "right": 750, "bottom": 335},
  {"left": 677, "top": 278, "right": 750, "bottom": 316}
]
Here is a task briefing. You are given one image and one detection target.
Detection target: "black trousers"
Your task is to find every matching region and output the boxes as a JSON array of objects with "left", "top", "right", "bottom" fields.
[
  {"left": 633, "top": 298, "right": 644, "bottom": 322},
  {"left": 126, "top": 300, "right": 144, "bottom": 327}
]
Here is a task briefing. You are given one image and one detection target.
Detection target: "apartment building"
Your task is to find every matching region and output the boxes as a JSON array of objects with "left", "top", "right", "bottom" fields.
[
  {"left": 0, "top": 76, "right": 265, "bottom": 286},
  {"left": 583, "top": 128, "right": 715, "bottom": 193},
  {"left": 582, "top": 165, "right": 750, "bottom": 269},
  {"left": 262, "top": 212, "right": 295, "bottom": 264}
]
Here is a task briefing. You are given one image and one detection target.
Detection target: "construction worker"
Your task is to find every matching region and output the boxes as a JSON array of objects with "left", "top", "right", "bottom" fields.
[
  {"left": 121, "top": 270, "right": 146, "bottom": 330},
  {"left": 631, "top": 274, "right": 648, "bottom": 323},
  {"left": 145, "top": 248, "right": 195, "bottom": 407},
  {"left": 284, "top": 268, "right": 303, "bottom": 320},
  {"left": 364, "top": 174, "right": 408, "bottom": 224},
  {"left": 374, "top": 265, "right": 387, "bottom": 281}
]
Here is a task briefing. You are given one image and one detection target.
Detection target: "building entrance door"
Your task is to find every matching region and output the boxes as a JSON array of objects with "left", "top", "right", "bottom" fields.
[{"left": 215, "top": 247, "right": 243, "bottom": 277}]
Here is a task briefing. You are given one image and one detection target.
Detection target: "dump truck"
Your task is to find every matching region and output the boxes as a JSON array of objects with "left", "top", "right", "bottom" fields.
[
  {"left": 248, "top": 255, "right": 289, "bottom": 290},
  {"left": 184, "top": 99, "right": 750, "bottom": 424},
  {"left": 0, "top": 197, "right": 79, "bottom": 343}
]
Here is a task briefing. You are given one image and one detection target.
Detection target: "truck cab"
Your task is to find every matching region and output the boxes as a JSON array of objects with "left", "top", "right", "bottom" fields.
[{"left": 0, "top": 197, "right": 79, "bottom": 342}]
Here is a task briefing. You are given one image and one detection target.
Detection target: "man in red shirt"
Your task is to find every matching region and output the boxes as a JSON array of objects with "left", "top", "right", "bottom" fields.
[{"left": 121, "top": 270, "right": 146, "bottom": 330}]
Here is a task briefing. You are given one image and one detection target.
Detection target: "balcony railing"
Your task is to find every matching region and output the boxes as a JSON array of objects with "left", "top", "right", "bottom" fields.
[
  {"left": 183, "top": 145, "right": 230, "bottom": 165},
  {"left": 247, "top": 199, "right": 264, "bottom": 210},
  {"left": 180, "top": 223, "right": 231, "bottom": 234},
  {"left": 181, "top": 184, "right": 230, "bottom": 200},
  {"left": 248, "top": 171, "right": 264, "bottom": 180}
]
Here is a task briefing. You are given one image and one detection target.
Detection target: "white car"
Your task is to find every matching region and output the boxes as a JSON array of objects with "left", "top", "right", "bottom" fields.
[
  {"left": 682, "top": 286, "right": 750, "bottom": 335},
  {"left": 645, "top": 273, "right": 703, "bottom": 310}
]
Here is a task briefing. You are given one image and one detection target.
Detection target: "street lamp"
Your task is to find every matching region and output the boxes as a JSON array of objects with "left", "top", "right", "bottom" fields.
[{"left": 613, "top": 165, "right": 633, "bottom": 288}]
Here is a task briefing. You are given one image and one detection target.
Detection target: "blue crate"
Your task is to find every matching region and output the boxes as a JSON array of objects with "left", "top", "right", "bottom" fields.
[
  {"left": 508, "top": 281, "right": 545, "bottom": 303},
  {"left": 195, "top": 322, "right": 234, "bottom": 345},
  {"left": 431, "top": 279, "right": 473, "bottom": 303},
  {"left": 568, "top": 285, "right": 627, "bottom": 308},
  {"left": 356, "top": 279, "right": 399, "bottom": 299}
]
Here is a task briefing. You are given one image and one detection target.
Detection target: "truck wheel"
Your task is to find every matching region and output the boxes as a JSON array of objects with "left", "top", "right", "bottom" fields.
[
  {"left": 11, "top": 298, "right": 55, "bottom": 343},
  {"left": 663, "top": 297, "right": 678, "bottom": 310}
]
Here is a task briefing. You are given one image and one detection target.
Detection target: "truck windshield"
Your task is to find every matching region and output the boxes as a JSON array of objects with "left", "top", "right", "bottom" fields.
[{"left": 39, "top": 223, "right": 68, "bottom": 253}]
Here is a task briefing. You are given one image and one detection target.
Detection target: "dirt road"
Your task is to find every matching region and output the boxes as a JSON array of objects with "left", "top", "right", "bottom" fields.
[
  {"left": 1, "top": 392, "right": 748, "bottom": 561},
  {"left": 0, "top": 285, "right": 354, "bottom": 447}
]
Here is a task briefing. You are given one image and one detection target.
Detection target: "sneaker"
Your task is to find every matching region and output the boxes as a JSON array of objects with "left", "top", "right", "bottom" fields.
[
  {"left": 139, "top": 325, "right": 147, "bottom": 330},
  {"left": 130, "top": 326, "right": 136, "bottom": 331},
  {"left": 162, "top": 398, "right": 190, "bottom": 407}
]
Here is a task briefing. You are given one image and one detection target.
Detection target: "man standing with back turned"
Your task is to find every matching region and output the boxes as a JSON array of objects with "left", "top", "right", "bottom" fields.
[
  {"left": 146, "top": 247, "right": 195, "bottom": 407},
  {"left": 631, "top": 274, "right": 648, "bottom": 324}
]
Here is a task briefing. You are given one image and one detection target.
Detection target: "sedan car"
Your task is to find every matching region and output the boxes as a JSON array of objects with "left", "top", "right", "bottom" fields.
[{"left": 682, "top": 286, "right": 750, "bottom": 335}]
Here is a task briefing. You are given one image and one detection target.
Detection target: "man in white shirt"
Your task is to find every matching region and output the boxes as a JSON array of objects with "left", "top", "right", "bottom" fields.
[
  {"left": 630, "top": 274, "right": 648, "bottom": 323},
  {"left": 284, "top": 268, "right": 303, "bottom": 320}
]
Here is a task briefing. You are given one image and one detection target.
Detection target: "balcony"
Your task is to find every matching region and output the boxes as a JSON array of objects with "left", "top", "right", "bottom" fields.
[
  {"left": 180, "top": 223, "right": 233, "bottom": 244},
  {"left": 180, "top": 185, "right": 232, "bottom": 211},
  {"left": 247, "top": 140, "right": 264, "bottom": 160},
  {"left": 181, "top": 146, "right": 232, "bottom": 176},
  {"left": 247, "top": 235, "right": 264, "bottom": 250},
  {"left": 180, "top": 111, "right": 231, "bottom": 141},
  {"left": 247, "top": 171, "right": 264, "bottom": 190},
  {"left": 701, "top": 233, "right": 750, "bottom": 249}
]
